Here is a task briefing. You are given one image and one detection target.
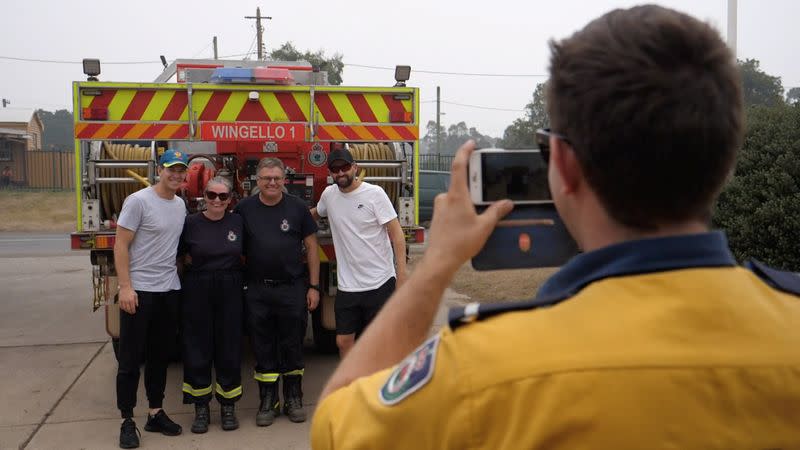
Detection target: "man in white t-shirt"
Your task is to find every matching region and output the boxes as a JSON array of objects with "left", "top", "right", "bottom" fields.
[{"left": 312, "top": 148, "right": 407, "bottom": 356}]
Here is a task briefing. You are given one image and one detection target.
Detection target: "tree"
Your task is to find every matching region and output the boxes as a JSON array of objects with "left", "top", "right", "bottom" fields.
[
  {"left": 498, "top": 82, "right": 548, "bottom": 148},
  {"left": 37, "top": 109, "right": 73, "bottom": 151},
  {"left": 269, "top": 42, "right": 344, "bottom": 85},
  {"left": 420, "top": 120, "right": 495, "bottom": 154},
  {"left": 787, "top": 87, "right": 800, "bottom": 105},
  {"left": 713, "top": 103, "right": 800, "bottom": 270},
  {"left": 420, "top": 120, "right": 444, "bottom": 154},
  {"left": 739, "top": 59, "right": 784, "bottom": 107}
]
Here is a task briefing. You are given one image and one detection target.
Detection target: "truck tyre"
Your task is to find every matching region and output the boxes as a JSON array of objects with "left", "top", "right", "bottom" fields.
[{"left": 312, "top": 305, "right": 338, "bottom": 354}]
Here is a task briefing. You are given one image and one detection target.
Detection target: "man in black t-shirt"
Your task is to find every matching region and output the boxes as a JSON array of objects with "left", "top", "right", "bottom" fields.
[{"left": 234, "top": 157, "right": 320, "bottom": 426}]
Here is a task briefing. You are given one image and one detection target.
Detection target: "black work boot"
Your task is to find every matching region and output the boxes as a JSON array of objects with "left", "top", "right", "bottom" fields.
[
  {"left": 144, "top": 410, "right": 182, "bottom": 436},
  {"left": 119, "top": 418, "right": 140, "bottom": 449},
  {"left": 220, "top": 403, "right": 239, "bottom": 431},
  {"left": 191, "top": 402, "right": 210, "bottom": 434},
  {"left": 255, "top": 382, "right": 279, "bottom": 427},
  {"left": 282, "top": 374, "right": 307, "bottom": 423}
]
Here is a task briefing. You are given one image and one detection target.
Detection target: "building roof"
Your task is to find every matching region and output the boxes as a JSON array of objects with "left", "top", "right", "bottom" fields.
[
  {"left": 0, "top": 127, "right": 30, "bottom": 137},
  {"left": 0, "top": 108, "right": 42, "bottom": 127}
]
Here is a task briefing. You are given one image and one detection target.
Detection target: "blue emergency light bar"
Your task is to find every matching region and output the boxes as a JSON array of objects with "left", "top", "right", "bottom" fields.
[{"left": 210, "top": 67, "right": 293, "bottom": 85}]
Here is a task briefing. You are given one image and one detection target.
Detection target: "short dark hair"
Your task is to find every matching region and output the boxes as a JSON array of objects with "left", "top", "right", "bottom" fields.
[{"left": 546, "top": 5, "right": 743, "bottom": 230}]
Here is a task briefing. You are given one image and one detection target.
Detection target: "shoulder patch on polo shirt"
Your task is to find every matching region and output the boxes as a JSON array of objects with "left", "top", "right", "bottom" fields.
[{"left": 379, "top": 334, "right": 440, "bottom": 406}]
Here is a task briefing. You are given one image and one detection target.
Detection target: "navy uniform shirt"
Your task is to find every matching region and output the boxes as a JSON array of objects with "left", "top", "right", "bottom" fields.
[
  {"left": 234, "top": 193, "right": 317, "bottom": 280},
  {"left": 311, "top": 232, "right": 800, "bottom": 449},
  {"left": 179, "top": 212, "right": 243, "bottom": 272}
]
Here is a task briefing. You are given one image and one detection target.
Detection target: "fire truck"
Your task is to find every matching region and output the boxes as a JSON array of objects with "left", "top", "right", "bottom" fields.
[{"left": 70, "top": 58, "right": 423, "bottom": 353}]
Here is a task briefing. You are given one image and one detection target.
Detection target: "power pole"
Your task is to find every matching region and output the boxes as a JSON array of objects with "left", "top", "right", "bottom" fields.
[
  {"left": 245, "top": 7, "right": 272, "bottom": 60},
  {"left": 436, "top": 86, "right": 441, "bottom": 154},
  {"left": 727, "top": 0, "right": 737, "bottom": 57},
  {"left": 213, "top": 36, "right": 218, "bottom": 60}
]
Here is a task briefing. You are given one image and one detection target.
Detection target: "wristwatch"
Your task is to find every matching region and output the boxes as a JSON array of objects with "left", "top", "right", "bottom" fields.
[{"left": 308, "top": 283, "right": 321, "bottom": 292}]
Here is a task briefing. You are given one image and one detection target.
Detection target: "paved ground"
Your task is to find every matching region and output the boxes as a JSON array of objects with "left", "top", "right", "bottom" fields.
[{"left": 0, "top": 235, "right": 459, "bottom": 450}]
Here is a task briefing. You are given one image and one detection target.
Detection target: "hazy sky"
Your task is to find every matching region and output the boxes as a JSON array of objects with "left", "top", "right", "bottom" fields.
[{"left": 1, "top": 0, "right": 797, "bottom": 138}]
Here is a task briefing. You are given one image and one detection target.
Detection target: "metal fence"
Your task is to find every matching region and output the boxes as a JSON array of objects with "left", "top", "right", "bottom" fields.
[
  {"left": 8, "top": 150, "right": 74, "bottom": 190},
  {"left": 417, "top": 154, "right": 454, "bottom": 172}
]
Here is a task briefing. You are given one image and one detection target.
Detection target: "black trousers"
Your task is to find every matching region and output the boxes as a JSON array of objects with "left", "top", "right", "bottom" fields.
[
  {"left": 116, "top": 290, "right": 180, "bottom": 418},
  {"left": 182, "top": 270, "right": 243, "bottom": 405},
  {"left": 245, "top": 279, "right": 307, "bottom": 386}
]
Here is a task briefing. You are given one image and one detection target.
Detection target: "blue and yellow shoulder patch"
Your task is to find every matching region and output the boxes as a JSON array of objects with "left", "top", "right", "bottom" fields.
[{"left": 379, "top": 334, "right": 440, "bottom": 406}]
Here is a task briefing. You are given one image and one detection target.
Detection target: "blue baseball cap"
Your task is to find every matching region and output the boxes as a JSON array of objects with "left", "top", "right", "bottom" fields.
[{"left": 159, "top": 149, "right": 189, "bottom": 167}]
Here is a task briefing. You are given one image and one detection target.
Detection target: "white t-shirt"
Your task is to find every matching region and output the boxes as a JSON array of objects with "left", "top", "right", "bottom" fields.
[
  {"left": 317, "top": 182, "right": 397, "bottom": 291},
  {"left": 117, "top": 186, "right": 186, "bottom": 292}
]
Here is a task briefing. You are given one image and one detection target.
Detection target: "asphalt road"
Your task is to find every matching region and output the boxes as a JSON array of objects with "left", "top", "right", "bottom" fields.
[
  {"left": 0, "top": 233, "right": 338, "bottom": 449},
  {"left": 0, "top": 233, "right": 455, "bottom": 449},
  {"left": 0, "top": 232, "right": 78, "bottom": 258}
]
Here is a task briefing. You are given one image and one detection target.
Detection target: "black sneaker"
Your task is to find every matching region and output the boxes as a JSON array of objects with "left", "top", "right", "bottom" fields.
[
  {"left": 119, "top": 418, "right": 140, "bottom": 449},
  {"left": 144, "top": 410, "right": 182, "bottom": 436}
]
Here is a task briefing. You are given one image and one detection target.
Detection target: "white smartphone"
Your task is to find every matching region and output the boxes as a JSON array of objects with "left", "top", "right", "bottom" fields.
[{"left": 468, "top": 148, "right": 551, "bottom": 205}]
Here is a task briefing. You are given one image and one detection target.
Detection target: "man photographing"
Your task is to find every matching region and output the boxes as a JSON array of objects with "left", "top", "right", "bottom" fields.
[{"left": 311, "top": 5, "right": 800, "bottom": 449}]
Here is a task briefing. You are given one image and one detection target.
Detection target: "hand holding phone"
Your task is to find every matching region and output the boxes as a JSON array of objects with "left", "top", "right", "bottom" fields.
[{"left": 467, "top": 148, "right": 579, "bottom": 270}]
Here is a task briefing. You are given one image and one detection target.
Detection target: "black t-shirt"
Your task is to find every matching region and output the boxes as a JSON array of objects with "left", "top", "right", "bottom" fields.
[
  {"left": 179, "top": 212, "right": 244, "bottom": 272},
  {"left": 233, "top": 193, "right": 318, "bottom": 280}
]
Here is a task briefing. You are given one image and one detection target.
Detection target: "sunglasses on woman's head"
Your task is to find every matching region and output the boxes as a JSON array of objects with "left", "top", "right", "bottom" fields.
[{"left": 204, "top": 191, "right": 230, "bottom": 201}]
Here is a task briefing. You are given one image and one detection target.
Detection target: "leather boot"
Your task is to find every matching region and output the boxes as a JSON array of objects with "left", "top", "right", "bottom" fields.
[
  {"left": 220, "top": 404, "right": 239, "bottom": 431},
  {"left": 282, "top": 374, "right": 306, "bottom": 423},
  {"left": 191, "top": 402, "right": 210, "bottom": 434},
  {"left": 255, "top": 382, "right": 279, "bottom": 427}
]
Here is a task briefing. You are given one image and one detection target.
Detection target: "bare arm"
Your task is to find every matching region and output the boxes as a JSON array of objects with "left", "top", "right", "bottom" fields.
[
  {"left": 310, "top": 207, "right": 321, "bottom": 222},
  {"left": 319, "top": 141, "right": 513, "bottom": 400},
  {"left": 114, "top": 226, "right": 138, "bottom": 314},
  {"left": 385, "top": 218, "right": 408, "bottom": 287},
  {"left": 304, "top": 232, "right": 321, "bottom": 311}
]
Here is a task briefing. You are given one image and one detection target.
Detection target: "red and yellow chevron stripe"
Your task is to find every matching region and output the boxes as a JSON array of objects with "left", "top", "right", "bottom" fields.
[
  {"left": 75, "top": 84, "right": 418, "bottom": 142},
  {"left": 319, "top": 244, "right": 335, "bottom": 263},
  {"left": 75, "top": 122, "right": 190, "bottom": 140},
  {"left": 315, "top": 125, "right": 417, "bottom": 141}
]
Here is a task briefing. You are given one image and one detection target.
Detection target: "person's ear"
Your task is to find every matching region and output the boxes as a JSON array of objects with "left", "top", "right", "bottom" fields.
[{"left": 550, "top": 136, "right": 583, "bottom": 195}]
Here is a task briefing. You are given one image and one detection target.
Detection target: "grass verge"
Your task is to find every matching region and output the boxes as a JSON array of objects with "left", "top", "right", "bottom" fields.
[
  {"left": 0, "top": 190, "right": 76, "bottom": 232},
  {"left": 409, "top": 253, "right": 557, "bottom": 303}
]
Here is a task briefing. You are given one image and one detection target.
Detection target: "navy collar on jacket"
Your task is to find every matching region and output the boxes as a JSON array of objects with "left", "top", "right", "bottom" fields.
[{"left": 535, "top": 231, "right": 737, "bottom": 302}]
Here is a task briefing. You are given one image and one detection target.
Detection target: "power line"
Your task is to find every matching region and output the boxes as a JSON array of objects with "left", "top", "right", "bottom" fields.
[
  {"left": 345, "top": 63, "right": 547, "bottom": 78},
  {"left": 440, "top": 100, "right": 525, "bottom": 112},
  {"left": 190, "top": 41, "right": 213, "bottom": 59},
  {"left": 0, "top": 56, "right": 547, "bottom": 77},
  {"left": 0, "top": 55, "right": 161, "bottom": 65}
]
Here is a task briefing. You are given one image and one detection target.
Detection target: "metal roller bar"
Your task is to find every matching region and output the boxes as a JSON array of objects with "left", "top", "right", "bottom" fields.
[
  {"left": 354, "top": 161, "right": 405, "bottom": 168},
  {"left": 362, "top": 176, "right": 403, "bottom": 182},
  {"left": 95, "top": 177, "right": 146, "bottom": 184},
  {"left": 92, "top": 162, "right": 152, "bottom": 168}
]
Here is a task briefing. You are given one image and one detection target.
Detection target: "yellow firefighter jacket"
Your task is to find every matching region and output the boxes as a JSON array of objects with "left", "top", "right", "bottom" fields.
[{"left": 311, "top": 232, "right": 800, "bottom": 450}]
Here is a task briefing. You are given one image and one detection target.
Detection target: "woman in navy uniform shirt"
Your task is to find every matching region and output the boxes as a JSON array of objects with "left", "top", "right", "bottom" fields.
[{"left": 179, "top": 176, "right": 244, "bottom": 433}]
